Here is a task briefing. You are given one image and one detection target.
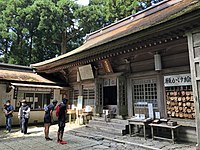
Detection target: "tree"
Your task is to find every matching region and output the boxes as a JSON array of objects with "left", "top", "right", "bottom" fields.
[
  {"left": 78, "top": 0, "right": 163, "bottom": 35},
  {"left": 104, "top": 0, "right": 138, "bottom": 23},
  {"left": 0, "top": 0, "right": 82, "bottom": 65},
  {"left": 0, "top": 0, "right": 163, "bottom": 65},
  {"left": 137, "top": 0, "right": 163, "bottom": 10}
]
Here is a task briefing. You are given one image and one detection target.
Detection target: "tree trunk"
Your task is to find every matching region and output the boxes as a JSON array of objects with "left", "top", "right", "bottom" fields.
[
  {"left": 29, "top": 34, "right": 33, "bottom": 63},
  {"left": 61, "top": 30, "right": 67, "bottom": 54}
]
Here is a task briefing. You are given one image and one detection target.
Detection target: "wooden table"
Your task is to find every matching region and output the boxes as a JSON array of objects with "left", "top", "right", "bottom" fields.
[
  {"left": 82, "top": 111, "right": 93, "bottom": 124},
  {"left": 67, "top": 109, "right": 76, "bottom": 124},
  {"left": 128, "top": 118, "right": 152, "bottom": 139},
  {"left": 149, "top": 123, "right": 181, "bottom": 143}
]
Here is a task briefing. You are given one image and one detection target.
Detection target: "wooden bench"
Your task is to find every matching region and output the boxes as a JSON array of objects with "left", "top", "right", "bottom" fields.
[
  {"left": 128, "top": 118, "right": 152, "bottom": 139},
  {"left": 149, "top": 123, "right": 181, "bottom": 143}
]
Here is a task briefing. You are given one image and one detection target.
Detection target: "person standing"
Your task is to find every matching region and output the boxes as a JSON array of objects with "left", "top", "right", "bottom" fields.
[
  {"left": 44, "top": 99, "right": 58, "bottom": 141},
  {"left": 57, "top": 98, "right": 68, "bottom": 144},
  {"left": 4, "top": 100, "right": 14, "bottom": 133},
  {"left": 18, "top": 100, "right": 30, "bottom": 134}
]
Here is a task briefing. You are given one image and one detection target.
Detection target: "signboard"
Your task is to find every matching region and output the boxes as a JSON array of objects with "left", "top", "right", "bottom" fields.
[
  {"left": 110, "top": 78, "right": 116, "bottom": 86},
  {"left": 13, "top": 87, "right": 18, "bottom": 99},
  {"left": 103, "top": 79, "right": 110, "bottom": 87},
  {"left": 78, "top": 64, "right": 94, "bottom": 80},
  {"left": 103, "top": 78, "right": 116, "bottom": 87},
  {"left": 164, "top": 74, "right": 191, "bottom": 87}
]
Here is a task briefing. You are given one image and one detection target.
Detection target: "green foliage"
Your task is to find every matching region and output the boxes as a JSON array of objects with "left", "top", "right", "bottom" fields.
[
  {"left": 0, "top": 0, "right": 163, "bottom": 66},
  {"left": 0, "top": 0, "right": 81, "bottom": 65},
  {"left": 77, "top": 0, "right": 162, "bottom": 35},
  {"left": 137, "top": 0, "right": 163, "bottom": 10}
]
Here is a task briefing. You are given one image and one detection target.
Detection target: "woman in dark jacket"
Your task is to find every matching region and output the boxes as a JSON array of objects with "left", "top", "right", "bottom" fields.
[{"left": 44, "top": 100, "right": 58, "bottom": 141}]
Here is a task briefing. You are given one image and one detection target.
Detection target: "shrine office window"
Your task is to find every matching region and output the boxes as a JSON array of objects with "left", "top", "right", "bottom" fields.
[
  {"left": 132, "top": 78, "right": 158, "bottom": 108},
  {"left": 23, "top": 93, "right": 50, "bottom": 110}
]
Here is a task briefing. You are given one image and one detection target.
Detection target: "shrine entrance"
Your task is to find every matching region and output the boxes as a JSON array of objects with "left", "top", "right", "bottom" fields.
[{"left": 103, "top": 86, "right": 117, "bottom": 106}]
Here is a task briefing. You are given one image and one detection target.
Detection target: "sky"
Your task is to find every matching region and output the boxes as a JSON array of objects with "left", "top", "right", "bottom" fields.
[{"left": 77, "top": 0, "right": 89, "bottom": 5}]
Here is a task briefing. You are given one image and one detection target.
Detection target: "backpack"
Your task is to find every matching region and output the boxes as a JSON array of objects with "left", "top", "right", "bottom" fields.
[{"left": 56, "top": 104, "right": 61, "bottom": 117}]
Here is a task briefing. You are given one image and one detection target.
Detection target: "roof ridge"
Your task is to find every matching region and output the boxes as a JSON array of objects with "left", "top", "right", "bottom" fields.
[{"left": 0, "top": 63, "right": 31, "bottom": 70}]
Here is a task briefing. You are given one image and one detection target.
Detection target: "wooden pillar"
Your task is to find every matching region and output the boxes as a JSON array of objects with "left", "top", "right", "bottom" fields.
[
  {"left": 127, "top": 77, "right": 133, "bottom": 117},
  {"left": 78, "top": 83, "right": 83, "bottom": 96},
  {"left": 186, "top": 29, "right": 200, "bottom": 150},
  {"left": 156, "top": 73, "right": 165, "bottom": 118}
]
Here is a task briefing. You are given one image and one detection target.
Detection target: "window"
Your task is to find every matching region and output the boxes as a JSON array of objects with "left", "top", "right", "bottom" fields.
[
  {"left": 133, "top": 79, "right": 157, "bottom": 108},
  {"left": 24, "top": 93, "right": 50, "bottom": 110},
  {"left": 69, "top": 89, "right": 79, "bottom": 106},
  {"left": 83, "top": 88, "right": 95, "bottom": 107}
]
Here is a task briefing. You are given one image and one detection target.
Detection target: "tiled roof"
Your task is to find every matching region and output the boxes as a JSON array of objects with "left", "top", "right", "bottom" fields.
[{"left": 32, "top": 0, "right": 200, "bottom": 69}]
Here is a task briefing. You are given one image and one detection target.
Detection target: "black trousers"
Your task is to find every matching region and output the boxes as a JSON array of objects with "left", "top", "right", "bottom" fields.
[
  {"left": 58, "top": 121, "right": 65, "bottom": 133},
  {"left": 20, "top": 118, "right": 29, "bottom": 134}
]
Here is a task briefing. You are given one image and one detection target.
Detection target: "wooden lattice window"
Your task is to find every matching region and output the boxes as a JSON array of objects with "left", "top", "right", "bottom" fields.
[
  {"left": 69, "top": 89, "right": 79, "bottom": 106},
  {"left": 133, "top": 79, "right": 157, "bottom": 108},
  {"left": 83, "top": 88, "right": 95, "bottom": 106}
]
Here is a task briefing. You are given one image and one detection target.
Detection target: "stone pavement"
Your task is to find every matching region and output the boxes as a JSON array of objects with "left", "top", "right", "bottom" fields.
[
  {"left": 69, "top": 125, "right": 196, "bottom": 150},
  {"left": 0, "top": 123, "right": 144, "bottom": 150},
  {"left": 0, "top": 123, "right": 197, "bottom": 150}
]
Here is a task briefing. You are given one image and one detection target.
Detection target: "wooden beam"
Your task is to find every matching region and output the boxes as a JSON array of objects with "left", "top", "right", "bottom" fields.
[{"left": 186, "top": 28, "right": 200, "bottom": 150}]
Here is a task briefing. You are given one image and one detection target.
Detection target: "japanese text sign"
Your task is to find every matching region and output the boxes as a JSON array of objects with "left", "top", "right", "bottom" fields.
[{"left": 164, "top": 74, "right": 191, "bottom": 87}]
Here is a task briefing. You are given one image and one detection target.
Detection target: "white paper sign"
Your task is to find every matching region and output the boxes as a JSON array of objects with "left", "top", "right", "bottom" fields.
[
  {"left": 155, "top": 112, "right": 161, "bottom": 119},
  {"left": 77, "top": 96, "right": 83, "bottom": 110},
  {"left": 148, "top": 103, "right": 154, "bottom": 119},
  {"left": 140, "top": 114, "right": 145, "bottom": 119},
  {"left": 135, "top": 114, "right": 140, "bottom": 118}
]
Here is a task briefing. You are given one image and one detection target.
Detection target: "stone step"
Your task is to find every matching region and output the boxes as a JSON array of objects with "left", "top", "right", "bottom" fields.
[
  {"left": 86, "top": 124, "right": 127, "bottom": 136},
  {"left": 87, "top": 116, "right": 129, "bottom": 136},
  {"left": 92, "top": 116, "right": 128, "bottom": 125},
  {"left": 88, "top": 120, "right": 127, "bottom": 130}
]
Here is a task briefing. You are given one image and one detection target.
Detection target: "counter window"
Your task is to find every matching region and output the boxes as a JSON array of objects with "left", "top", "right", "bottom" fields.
[{"left": 20, "top": 93, "right": 50, "bottom": 110}]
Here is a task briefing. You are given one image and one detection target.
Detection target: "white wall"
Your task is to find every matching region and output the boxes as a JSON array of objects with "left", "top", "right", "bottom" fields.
[{"left": 0, "top": 83, "right": 63, "bottom": 126}]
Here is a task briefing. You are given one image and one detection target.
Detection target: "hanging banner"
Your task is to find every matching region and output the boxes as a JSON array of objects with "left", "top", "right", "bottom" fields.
[{"left": 164, "top": 74, "right": 192, "bottom": 87}]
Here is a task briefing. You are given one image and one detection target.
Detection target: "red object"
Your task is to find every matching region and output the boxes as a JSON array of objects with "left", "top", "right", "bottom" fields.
[
  {"left": 58, "top": 140, "right": 67, "bottom": 145},
  {"left": 56, "top": 104, "right": 61, "bottom": 117}
]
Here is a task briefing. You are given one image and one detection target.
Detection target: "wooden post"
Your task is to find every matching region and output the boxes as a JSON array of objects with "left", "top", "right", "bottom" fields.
[{"left": 186, "top": 29, "right": 200, "bottom": 150}]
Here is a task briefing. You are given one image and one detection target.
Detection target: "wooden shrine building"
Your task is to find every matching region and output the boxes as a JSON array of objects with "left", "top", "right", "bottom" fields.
[{"left": 32, "top": 0, "right": 200, "bottom": 146}]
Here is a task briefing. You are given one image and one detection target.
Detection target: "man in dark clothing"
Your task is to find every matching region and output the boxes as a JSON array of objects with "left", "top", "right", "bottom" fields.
[
  {"left": 18, "top": 100, "right": 30, "bottom": 134},
  {"left": 57, "top": 98, "right": 68, "bottom": 144},
  {"left": 4, "top": 100, "right": 14, "bottom": 133},
  {"left": 44, "top": 99, "right": 58, "bottom": 141}
]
